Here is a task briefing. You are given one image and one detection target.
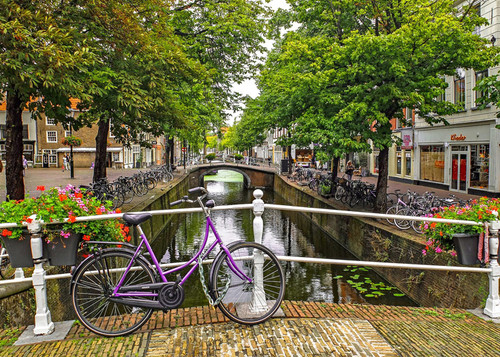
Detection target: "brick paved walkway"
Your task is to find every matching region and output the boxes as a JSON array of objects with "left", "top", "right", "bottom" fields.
[{"left": 1, "top": 302, "right": 499, "bottom": 356}]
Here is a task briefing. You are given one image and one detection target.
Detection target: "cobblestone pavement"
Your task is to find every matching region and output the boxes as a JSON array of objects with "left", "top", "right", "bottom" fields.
[{"left": 1, "top": 302, "right": 500, "bottom": 356}]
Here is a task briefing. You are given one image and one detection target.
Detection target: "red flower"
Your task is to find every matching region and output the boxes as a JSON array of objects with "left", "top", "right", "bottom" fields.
[
  {"left": 83, "top": 235, "right": 91, "bottom": 241},
  {"left": 1, "top": 229, "right": 12, "bottom": 236},
  {"left": 75, "top": 192, "right": 83, "bottom": 199},
  {"left": 68, "top": 215, "right": 77, "bottom": 223},
  {"left": 36, "top": 186, "right": 45, "bottom": 191},
  {"left": 25, "top": 217, "right": 33, "bottom": 224},
  {"left": 96, "top": 208, "right": 102, "bottom": 215},
  {"left": 116, "top": 208, "right": 122, "bottom": 213},
  {"left": 59, "top": 194, "right": 68, "bottom": 201}
]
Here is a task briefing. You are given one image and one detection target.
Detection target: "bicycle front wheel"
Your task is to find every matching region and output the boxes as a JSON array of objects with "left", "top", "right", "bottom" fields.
[
  {"left": 71, "top": 250, "right": 156, "bottom": 337},
  {"left": 210, "top": 242, "right": 285, "bottom": 325}
]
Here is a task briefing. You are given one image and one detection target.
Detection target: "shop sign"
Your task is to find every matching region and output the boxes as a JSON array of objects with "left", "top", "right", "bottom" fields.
[{"left": 451, "top": 134, "right": 466, "bottom": 141}]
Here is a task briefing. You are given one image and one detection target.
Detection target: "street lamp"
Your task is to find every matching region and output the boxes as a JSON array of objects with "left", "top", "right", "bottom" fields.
[{"left": 69, "top": 110, "right": 75, "bottom": 179}]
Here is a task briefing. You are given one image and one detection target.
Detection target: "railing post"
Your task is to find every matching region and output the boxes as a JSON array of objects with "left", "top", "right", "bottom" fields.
[
  {"left": 484, "top": 219, "right": 500, "bottom": 318},
  {"left": 27, "top": 217, "right": 54, "bottom": 335},
  {"left": 251, "top": 189, "right": 267, "bottom": 312}
]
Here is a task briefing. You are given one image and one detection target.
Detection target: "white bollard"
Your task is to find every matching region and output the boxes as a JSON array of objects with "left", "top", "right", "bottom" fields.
[
  {"left": 484, "top": 220, "right": 500, "bottom": 318},
  {"left": 27, "top": 217, "right": 54, "bottom": 335},
  {"left": 251, "top": 189, "right": 267, "bottom": 312}
]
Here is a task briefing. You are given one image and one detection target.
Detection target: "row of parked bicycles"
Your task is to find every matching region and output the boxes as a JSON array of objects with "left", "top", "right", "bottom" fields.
[
  {"left": 81, "top": 164, "right": 175, "bottom": 209},
  {"left": 287, "top": 167, "right": 470, "bottom": 234}
]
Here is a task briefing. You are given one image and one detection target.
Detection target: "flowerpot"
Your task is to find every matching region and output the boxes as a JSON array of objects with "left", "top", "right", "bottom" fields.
[
  {"left": 43, "top": 233, "right": 82, "bottom": 266},
  {"left": 1, "top": 234, "right": 33, "bottom": 268},
  {"left": 453, "top": 233, "right": 480, "bottom": 265}
]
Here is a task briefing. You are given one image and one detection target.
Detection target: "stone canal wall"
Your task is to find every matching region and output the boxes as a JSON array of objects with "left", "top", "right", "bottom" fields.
[{"left": 274, "top": 175, "right": 488, "bottom": 309}]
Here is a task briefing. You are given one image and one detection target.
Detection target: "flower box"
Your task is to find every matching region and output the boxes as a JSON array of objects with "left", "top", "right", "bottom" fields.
[
  {"left": 43, "top": 232, "right": 82, "bottom": 266},
  {"left": 453, "top": 233, "right": 480, "bottom": 265},
  {"left": 1, "top": 233, "right": 33, "bottom": 268}
]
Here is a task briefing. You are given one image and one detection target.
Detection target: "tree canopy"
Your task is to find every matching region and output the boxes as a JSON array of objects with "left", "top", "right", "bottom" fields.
[{"left": 250, "top": 0, "right": 498, "bottom": 211}]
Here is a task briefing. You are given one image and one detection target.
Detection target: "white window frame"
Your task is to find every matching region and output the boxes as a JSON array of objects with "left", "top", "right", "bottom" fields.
[
  {"left": 65, "top": 131, "right": 71, "bottom": 137},
  {"left": 46, "top": 131, "right": 58, "bottom": 143},
  {"left": 46, "top": 118, "right": 56, "bottom": 125}
]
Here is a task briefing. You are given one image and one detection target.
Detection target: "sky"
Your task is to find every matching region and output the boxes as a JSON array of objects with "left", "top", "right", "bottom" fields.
[{"left": 229, "top": 0, "right": 290, "bottom": 124}]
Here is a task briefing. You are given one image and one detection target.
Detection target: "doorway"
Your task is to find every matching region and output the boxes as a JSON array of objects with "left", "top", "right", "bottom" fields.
[{"left": 451, "top": 146, "right": 468, "bottom": 192}]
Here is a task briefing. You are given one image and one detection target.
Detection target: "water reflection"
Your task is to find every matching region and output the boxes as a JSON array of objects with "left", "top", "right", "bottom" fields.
[{"left": 152, "top": 170, "right": 415, "bottom": 307}]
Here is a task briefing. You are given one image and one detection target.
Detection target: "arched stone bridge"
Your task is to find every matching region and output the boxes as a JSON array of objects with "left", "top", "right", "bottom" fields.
[{"left": 187, "top": 163, "right": 275, "bottom": 189}]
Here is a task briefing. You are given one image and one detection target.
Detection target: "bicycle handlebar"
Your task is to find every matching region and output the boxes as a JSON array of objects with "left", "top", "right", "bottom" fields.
[{"left": 170, "top": 187, "right": 208, "bottom": 207}]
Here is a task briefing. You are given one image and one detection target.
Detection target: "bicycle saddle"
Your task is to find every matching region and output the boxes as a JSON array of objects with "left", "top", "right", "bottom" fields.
[{"left": 122, "top": 213, "right": 152, "bottom": 226}]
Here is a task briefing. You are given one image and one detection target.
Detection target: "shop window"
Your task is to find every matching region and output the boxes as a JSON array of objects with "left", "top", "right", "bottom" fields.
[
  {"left": 470, "top": 144, "right": 489, "bottom": 189},
  {"left": 396, "top": 152, "right": 402, "bottom": 175},
  {"left": 420, "top": 145, "right": 445, "bottom": 183},
  {"left": 405, "top": 152, "right": 411, "bottom": 176}
]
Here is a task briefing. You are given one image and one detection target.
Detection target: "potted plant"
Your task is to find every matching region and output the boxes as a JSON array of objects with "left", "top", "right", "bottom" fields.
[
  {"left": 422, "top": 197, "right": 499, "bottom": 265},
  {"left": 233, "top": 153, "right": 243, "bottom": 163},
  {"left": 0, "top": 185, "right": 129, "bottom": 267},
  {"left": 205, "top": 153, "right": 216, "bottom": 164}
]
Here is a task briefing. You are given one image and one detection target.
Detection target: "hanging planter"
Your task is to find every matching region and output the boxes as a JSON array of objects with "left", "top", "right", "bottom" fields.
[
  {"left": 1, "top": 233, "right": 33, "bottom": 268},
  {"left": 61, "top": 135, "right": 82, "bottom": 147},
  {"left": 452, "top": 233, "right": 480, "bottom": 265},
  {"left": 43, "top": 232, "right": 83, "bottom": 266}
]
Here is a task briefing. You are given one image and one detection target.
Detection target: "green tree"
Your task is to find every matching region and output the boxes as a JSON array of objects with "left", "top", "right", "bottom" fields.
[
  {"left": 257, "top": 0, "right": 497, "bottom": 211},
  {"left": 0, "top": 1, "right": 95, "bottom": 199}
]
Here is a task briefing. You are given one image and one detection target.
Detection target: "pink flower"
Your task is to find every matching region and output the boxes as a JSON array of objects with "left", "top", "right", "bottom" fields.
[
  {"left": 435, "top": 247, "right": 442, "bottom": 253},
  {"left": 450, "top": 251, "right": 457, "bottom": 257},
  {"left": 422, "top": 249, "right": 427, "bottom": 256},
  {"left": 60, "top": 231, "right": 71, "bottom": 238}
]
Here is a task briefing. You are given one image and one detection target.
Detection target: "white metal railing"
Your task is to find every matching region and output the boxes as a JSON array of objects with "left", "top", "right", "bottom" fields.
[{"left": 0, "top": 189, "right": 499, "bottom": 336}]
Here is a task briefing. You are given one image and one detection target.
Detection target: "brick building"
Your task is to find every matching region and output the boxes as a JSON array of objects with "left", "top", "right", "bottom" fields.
[{"left": 1, "top": 97, "right": 165, "bottom": 169}]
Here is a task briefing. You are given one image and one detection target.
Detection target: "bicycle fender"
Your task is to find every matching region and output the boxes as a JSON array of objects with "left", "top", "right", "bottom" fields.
[{"left": 69, "top": 248, "right": 151, "bottom": 294}]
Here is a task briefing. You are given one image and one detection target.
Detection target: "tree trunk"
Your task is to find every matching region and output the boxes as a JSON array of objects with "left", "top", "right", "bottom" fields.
[
  {"left": 169, "top": 137, "right": 174, "bottom": 166},
  {"left": 93, "top": 119, "right": 109, "bottom": 183},
  {"left": 331, "top": 156, "right": 340, "bottom": 180},
  {"left": 374, "top": 146, "right": 389, "bottom": 212},
  {"left": 5, "top": 90, "right": 25, "bottom": 200}
]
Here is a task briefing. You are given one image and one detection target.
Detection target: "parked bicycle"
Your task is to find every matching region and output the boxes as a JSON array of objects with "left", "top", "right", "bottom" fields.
[{"left": 70, "top": 187, "right": 285, "bottom": 337}]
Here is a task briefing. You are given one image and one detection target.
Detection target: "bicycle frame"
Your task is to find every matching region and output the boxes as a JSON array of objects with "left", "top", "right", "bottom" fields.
[{"left": 111, "top": 213, "right": 252, "bottom": 299}]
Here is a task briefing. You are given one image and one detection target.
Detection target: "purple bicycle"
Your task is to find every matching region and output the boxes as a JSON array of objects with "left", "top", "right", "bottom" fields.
[{"left": 70, "top": 187, "right": 285, "bottom": 337}]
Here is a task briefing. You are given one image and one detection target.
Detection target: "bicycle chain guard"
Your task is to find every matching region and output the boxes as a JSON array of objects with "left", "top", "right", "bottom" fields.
[{"left": 158, "top": 282, "right": 185, "bottom": 310}]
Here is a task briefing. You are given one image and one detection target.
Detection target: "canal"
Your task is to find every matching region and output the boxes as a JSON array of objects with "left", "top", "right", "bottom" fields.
[{"left": 151, "top": 170, "right": 416, "bottom": 308}]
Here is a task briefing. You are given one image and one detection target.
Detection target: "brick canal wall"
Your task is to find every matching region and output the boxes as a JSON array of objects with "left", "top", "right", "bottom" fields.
[{"left": 274, "top": 175, "right": 489, "bottom": 308}]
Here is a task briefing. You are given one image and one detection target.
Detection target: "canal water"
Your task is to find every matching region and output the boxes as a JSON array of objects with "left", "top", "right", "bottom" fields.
[{"left": 151, "top": 170, "right": 416, "bottom": 308}]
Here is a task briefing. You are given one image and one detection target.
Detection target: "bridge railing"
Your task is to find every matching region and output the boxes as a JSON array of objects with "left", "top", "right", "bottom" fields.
[{"left": 0, "top": 189, "right": 499, "bottom": 336}]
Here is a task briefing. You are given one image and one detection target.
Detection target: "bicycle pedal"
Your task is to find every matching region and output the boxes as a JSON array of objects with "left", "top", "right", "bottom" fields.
[{"left": 176, "top": 274, "right": 182, "bottom": 284}]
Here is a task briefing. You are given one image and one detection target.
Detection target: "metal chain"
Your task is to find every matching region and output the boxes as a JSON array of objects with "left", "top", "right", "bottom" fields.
[{"left": 198, "top": 254, "right": 231, "bottom": 306}]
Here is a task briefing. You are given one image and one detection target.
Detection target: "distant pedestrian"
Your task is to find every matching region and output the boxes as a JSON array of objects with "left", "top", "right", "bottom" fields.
[
  {"left": 90, "top": 162, "right": 94, "bottom": 169},
  {"left": 62, "top": 155, "right": 70, "bottom": 172},
  {"left": 345, "top": 160, "right": 354, "bottom": 181},
  {"left": 22, "top": 155, "right": 28, "bottom": 176},
  {"left": 268, "top": 157, "right": 271, "bottom": 167}
]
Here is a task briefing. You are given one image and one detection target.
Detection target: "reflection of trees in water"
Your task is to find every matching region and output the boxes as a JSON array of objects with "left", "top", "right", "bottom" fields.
[{"left": 152, "top": 182, "right": 414, "bottom": 307}]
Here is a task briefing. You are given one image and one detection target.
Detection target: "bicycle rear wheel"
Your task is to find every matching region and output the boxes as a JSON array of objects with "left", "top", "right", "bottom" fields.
[
  {"left": 71, "top": 250, "right": 156, "bottom": 337},
  {"left": 210, "top": 242, "right": 285, "bottom": 325}
]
